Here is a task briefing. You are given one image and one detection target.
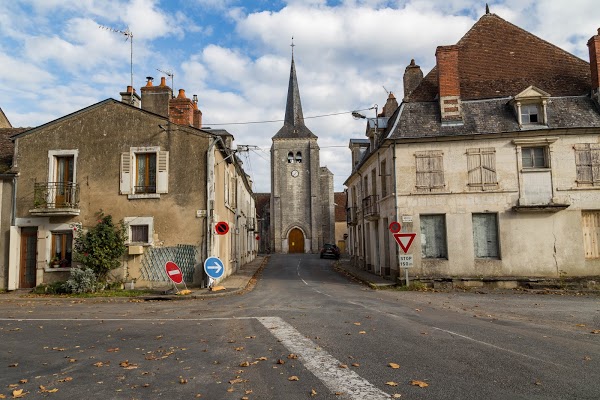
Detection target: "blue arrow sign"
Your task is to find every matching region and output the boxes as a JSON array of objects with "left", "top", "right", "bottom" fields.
[{"left": 204, "top": 256, "right": 224, "bottom": 279}]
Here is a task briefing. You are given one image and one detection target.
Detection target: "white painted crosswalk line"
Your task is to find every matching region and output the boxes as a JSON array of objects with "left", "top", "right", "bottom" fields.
[{"left": 258, "top": 316, "right": 390, "bottom": 400}]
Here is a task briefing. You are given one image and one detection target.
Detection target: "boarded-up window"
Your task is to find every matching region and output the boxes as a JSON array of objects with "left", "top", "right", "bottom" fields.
[
  {"left": 420, "top": 214, "right": 447, "bottom": 259},
  {"left": 574, "top": 144, "right": 600, "bottom": 186},
  {"left": 467, "top": 148, "right": 497, "bottom": 190},
  {"left": 415, "top": 151, "right": 444, "bottom": 192},
  {"left": 472, "top": 213, "right": 499, "bottom": 259},
  {"left": 582, "top": 211, "right": 600, "bottom": 259}
]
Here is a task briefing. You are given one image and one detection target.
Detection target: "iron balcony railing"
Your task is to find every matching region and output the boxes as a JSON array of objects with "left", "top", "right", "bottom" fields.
[
  {"left": 33, "top": 182, "right": 80, "bottom": 210},
  {"left": 362, "top": 195, "right": 379, "bottom": 219}
]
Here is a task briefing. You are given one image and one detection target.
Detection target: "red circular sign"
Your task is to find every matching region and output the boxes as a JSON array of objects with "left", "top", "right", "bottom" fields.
[
  {"left": 389, "top": 221, "right": 401, "bottom": 233},
  {"left": 215, "top": 221, "right": 229, "bottom": 235},
  {"left": 165, "top": 261, "right": 183, "bottom": 284},
  {"left": 255, "top": 235, "right": 260, "bottom": 241}
]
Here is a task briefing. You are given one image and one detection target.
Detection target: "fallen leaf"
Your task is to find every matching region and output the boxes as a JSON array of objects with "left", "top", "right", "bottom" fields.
[
  {"left": 58, "top": 377, "right": 73, "bottom": 383},
  {"left": 195, "top": 394, "right": 202, "bottom": 398},
  {"left": 0, "top": 394, "right": 6, "bottom": 399},
  {"left": 179, "top": 378, "right": 188, "bottom": 384},
  {"left": 534, "top": 380, "right": 542, "bottom": 386},
  {"left": 235, "top": 347, "right": 244, "bottom": 351},
  {"left": 591, "top": 330, "right": 600, "bottom": 334},
  {"left": 359, "top": 331, "right": 366, "bottom": 334},
  {"left": 338, "top": 364, "right": 348, "bottom": 369},
  {"left": 12, "top": 389, "right": 26, "bottom": 398},
  {"left": 257, "top": 357, "right": 267, "bottom": 361},
  {"left": 392, "top": 394, "right": 402, "bottom": 398},
  {"left": 575, "top": 324, "right": 586, "bottom": 327},
  {"left": 335, "top": 392, "right": 344, "bottom": 396},
  {"left": 353, "top": 322, "right": 361, "bottom": 326},
  {"left": 245, "top": 390, "right": 253, "bottom": 394},
  {"left": 277, "top": 359, "right": 285, "bottom": 364},
  {"left": 389, "top": 363, "right": 400, "bottom": 369},
  {"left": 288, "top": 376, "right": 299, "bottom": 381},
  {"left": 583, "top": 356, "right": 592, "bottom": 361},
  {"left": 19, "top": 379, "right": 28, "bottom": 384},
  {"left": 239, "top": 361, "right": 250, "bottom": 367},
  {"left": 310, "top": 389, "right": 317, "bottom": 396},
  {"left": 107, "top": 348, "right": 119, "bottom": 352},
  {"left": 386, "top": 382, "right": 398, "bottom": 387},
  {"left": 68, "top": 358, "right": 77, "bottom": 363},
  {"left": 288, "top": 354, "right": 298, "bottom": 359},
  {"left": 8, "top": 363, "right": 18, "bottom": 367},
  {"left": 410, "top": 380, "right": 429, "bottom": 388},
  {"left": 245, "top": 336, "right": 256, "bottom": 339},
  {"left": 241, "top": 397, "right": 249, "bottom": 400},
  {"left": 351, "top": 363, "right": 360, "bottom": 367},
  {"left": 229, "top": 378, "right": 244, "bottom": 384},
  {"left": 227, "top": 387, "right": 234, "bottom": 392}
]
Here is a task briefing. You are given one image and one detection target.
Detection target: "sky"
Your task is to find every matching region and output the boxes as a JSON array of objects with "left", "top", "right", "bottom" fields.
[{"left": 1, "top": 0, "right": 599, "bottom": 193}]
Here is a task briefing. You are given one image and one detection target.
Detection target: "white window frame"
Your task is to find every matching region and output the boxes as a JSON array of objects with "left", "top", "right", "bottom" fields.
[
  {"left": 121, "top": 147, "right": 168, "bottom": 199},
  {"left": 124, "top": 216, "right": 154, "bottom": 246}
]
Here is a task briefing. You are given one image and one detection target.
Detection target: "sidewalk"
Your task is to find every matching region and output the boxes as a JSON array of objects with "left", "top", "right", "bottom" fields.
[
  {"left": 149, "top": 255, "right": 269, "bottom": 300},
  {"left": 334, "top": 256, "right": 396, "bottom": 289}
]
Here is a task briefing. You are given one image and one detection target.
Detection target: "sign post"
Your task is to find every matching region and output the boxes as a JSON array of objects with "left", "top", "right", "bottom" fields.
[
  {"left": 204, "top": 256, "right": 225, "bottom": 289},
  {"left": 389, "top": 222, "right": 417, "bottom": 287},
  {"left": 165, "top": 261, "right": 189, "bottom": 294}
]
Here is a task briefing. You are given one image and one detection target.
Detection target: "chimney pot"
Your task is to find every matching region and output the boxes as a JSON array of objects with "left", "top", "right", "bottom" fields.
[
  {"left": 177, "top": 89, "right": 186, "bottom": 99},
  {"left": 145, "top": 76, "right": 154, "bottom": 86},
  {"left": 160, "top": 77, "right": 166, "bottom": 86},
  {"left": 403, "top": 58, "right": 423, "bottom": 100}
]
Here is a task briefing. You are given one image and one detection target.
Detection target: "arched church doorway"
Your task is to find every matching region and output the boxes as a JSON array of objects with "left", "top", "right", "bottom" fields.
[{"left": 288, "top": 228, "right": 305, "bottom": 253}]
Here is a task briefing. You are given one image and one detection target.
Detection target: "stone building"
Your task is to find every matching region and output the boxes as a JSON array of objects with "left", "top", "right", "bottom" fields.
[
  {"left": 345, "top": 12, "right": 600, "bottom": 283},
  {"left": 270, "top": 54, "right": 335, "bottom": 253}
]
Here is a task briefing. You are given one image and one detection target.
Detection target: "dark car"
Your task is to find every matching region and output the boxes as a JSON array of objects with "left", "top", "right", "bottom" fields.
[{"left": 320, "top": 243, "right": 340, "bottom": 259}]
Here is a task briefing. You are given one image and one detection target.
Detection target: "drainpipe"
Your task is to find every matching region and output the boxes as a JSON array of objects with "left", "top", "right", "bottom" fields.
[
  {"left": 11, "top": 174, "right": 17, "bottom": 226},
  {"left": 392, "top": 140, "right": 400, "bottom": 281},
  {"left": 206, "top": 135, "right": 224, "bottom": 261},
  {"left": 357, "top": 169, "right": 366, "bottom": 270}
]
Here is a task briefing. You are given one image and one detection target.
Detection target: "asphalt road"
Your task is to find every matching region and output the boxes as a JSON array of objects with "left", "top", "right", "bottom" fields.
[{"left": 1, "top": 253, "right": 599, "bottom": 399}]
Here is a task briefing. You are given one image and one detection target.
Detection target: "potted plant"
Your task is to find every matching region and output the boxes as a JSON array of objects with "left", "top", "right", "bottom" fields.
[{"left": 49, "top": 257, "right": 60, "bottom": 268}]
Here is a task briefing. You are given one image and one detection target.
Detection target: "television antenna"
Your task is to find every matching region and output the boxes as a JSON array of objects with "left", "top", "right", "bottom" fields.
[
  {"left": 383, "top": 86, "right": 390, "bottom": 95},
  {"left": 99, "top": 25, "right": 134, "bottom": 102},
  {"left": 156, "top": 68, "right": 174, "bottom": 97}
]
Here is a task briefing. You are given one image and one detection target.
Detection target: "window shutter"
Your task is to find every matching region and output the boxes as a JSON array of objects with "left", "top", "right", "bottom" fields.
[
  {"left": 156, "top": 151, "right": 169, "bottom": 194},
  {"left": 120, "top": 152, "right": 131, "bottom": 194},
  {"left": 591, "top": 144, "right": 600, "bottom": 185},
  {"left": 467, "top": 148, "right": 482, "bottom": 185},
  {"left": 481, "top": 148, "right": 497, "bottom": 188},
  {"left": 430, "top": 151, "right": 444, "bottom": 188}
]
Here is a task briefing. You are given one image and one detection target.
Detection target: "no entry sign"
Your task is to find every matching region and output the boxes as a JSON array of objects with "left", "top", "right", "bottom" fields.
[
  {"left": 215, "top": 221, "right": 229, "bottom": 235},
  {"left": 165, "top": 261, "right": 183, "bottom": 284}
]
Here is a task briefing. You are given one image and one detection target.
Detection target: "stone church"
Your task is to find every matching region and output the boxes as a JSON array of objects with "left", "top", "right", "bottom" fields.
[{"left": 269, "top": 54, "right": 334, "bottom": 253}]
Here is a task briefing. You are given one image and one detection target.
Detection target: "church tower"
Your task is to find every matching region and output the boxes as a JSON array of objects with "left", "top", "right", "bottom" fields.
[{"left": 270, "top": 50, "right": 332, "bottom": 253}]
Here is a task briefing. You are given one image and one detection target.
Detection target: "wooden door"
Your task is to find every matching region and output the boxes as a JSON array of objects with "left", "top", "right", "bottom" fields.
[
  {"left": 20, "top": 228, "right": 37, "bottom": 288},
  {"left": 289, "top": 228, "right": 304, "bottom": 253}
]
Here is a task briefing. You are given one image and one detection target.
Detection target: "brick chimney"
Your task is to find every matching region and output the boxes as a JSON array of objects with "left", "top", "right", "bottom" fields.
[
  {"left": 192, "top": 94, "right": 202, "bottom": 129},
  {"left": 435, "top": 45, "right": 462, "bottom": 123},
  {"left": 168, "top": 89, "right": 194, "bottom": 126},
  {"left": 403, "top": 59, "right": 423, "bottom": 100},
  {"left": 141, "top": 76, "right": 172, "bottom": 117},
  {"left": 382, "top": 92, "right": 398, "bottom": 117},
  {"left": 119, "top": 85, "right": 141, "bottom": 107},
  {"left": 588, "top": 28, "right": 600, "bottom": 105}
]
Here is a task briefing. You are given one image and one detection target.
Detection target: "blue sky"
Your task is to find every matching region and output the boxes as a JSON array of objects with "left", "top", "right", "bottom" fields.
[{"left": 1, "top": 0, "right": 598, "bottom": 192}]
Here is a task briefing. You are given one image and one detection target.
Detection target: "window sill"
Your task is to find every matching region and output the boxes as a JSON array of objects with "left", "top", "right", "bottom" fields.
[
  {"left": 44, "top": 267, "right": 71, "bottom": 272},
  {"left": 128, "top": 193, "right": 160, "bottom": 200},
  {"left": 520, "top": 168, "right": 550, "bottom": 173},
  {"left": 557, "top": 186, "right": 600, "bottom": 191}
]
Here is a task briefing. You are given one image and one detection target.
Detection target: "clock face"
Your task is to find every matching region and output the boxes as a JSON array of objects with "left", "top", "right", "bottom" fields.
[{"left": 291, "top": 170, "right": 299, "bottom": 178}]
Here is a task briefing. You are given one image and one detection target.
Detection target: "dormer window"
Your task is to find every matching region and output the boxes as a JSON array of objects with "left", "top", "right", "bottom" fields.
[
  {"left": 521, "top": 104, "right": 540, "bottom": 124},
  {"left": 511, "top": 86, "right": 550, "bottom": 128}
]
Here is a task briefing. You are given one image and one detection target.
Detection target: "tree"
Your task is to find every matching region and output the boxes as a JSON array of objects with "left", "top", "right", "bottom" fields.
[{"left": 73, "top": 212, "right": 127, "bottom": 282}]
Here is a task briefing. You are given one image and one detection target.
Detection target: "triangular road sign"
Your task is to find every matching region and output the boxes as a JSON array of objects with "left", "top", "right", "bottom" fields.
[{"left": 393, "top": 233, "right": 416, "bottom": 253}]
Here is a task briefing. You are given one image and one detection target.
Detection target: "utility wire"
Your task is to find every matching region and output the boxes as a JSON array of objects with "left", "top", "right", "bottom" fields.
[{"left": 203, "top": 108, "right": 373, "bottom": 126}]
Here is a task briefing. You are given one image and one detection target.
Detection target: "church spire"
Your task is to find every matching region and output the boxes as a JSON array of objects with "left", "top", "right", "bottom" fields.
[{"left": 273, "top": 39, "right": 317, "bottom": 139}]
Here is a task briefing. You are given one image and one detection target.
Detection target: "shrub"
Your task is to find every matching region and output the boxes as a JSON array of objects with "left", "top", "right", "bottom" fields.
[
  {"left": 64, "top": 268, "right": 99, "bottom": 294},
  {"left": 33, "top": 281, "right": 69, "bottom": 295},
  {"left": 73, "top": 212, "right": 127, "bottom": 282}
]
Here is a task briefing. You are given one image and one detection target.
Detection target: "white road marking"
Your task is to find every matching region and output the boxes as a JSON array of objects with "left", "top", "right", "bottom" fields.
[
  {"left": 258, "top": 316, "right": 390, "bottom": 400},
  {"left": 432, "top": 327, "right": 565, "bottom": 367}
]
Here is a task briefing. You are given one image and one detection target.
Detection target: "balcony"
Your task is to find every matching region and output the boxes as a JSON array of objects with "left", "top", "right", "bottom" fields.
[
  {"left": 362, "top": 195, "right": 379, "bottom": 220},
  {"left": 31, "top": 182, "right": 80, "bottom": 216},
  {"left": 347, "top": 206, "right": 358, "bottom": 226}
]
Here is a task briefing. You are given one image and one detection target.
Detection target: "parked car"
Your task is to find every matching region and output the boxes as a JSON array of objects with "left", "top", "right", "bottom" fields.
[{"left": 320, "top": 243, "right": 340, "bottom": 259}]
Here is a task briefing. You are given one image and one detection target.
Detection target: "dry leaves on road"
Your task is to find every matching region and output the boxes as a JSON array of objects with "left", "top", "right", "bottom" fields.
[
  {"left": 386, "top": 382, "right": 398, "bottom": 387},
  {"left": 410, "top": 380, "right": 429, "bottom": 388},
  {"left": 310, "top": 389, "right": 317, "bottom": 396},
  {"left": 39, "top": 386, "right": 58, "bottom": 393},
  {"left": 288, "top": 354, "right": 298, "bottom": 359},
  {"left": 389, "top": 363, "right": 400, "bottom": 369},
  {"left": 288, "top": 376, "right": 299, "bottom": 381}
]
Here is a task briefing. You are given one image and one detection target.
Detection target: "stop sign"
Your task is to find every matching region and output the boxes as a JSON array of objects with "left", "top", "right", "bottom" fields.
[{"left": 165, "top": 261, "right": 183, "bottom": 284}]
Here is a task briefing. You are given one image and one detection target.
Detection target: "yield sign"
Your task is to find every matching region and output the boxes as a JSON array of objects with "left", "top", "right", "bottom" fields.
[{"left": 393, "top": 233, "right": 416, "bottom": 253}]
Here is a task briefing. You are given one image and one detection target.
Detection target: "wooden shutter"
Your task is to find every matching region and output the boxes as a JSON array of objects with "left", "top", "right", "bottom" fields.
[
  {"left": 591, "top": 144, "right": 600, "bottom": 186},
  {"left": 156, "top": 151, "right": 169, "bottom": 194},
  {"left": 582, "top": 211, "right": 600, "bottom": 259},
  {"left": 467, "top": 148, "right": 497, "bottom": 190},
  {"left": 467, "top": 148, "right": 483, "bottom": 185},
  {"left": 574, "top": 144, "right": 592, "bottom": 183},
  {"left": 120, "top": 152, "right": 131, "bottom": 194},
  {"left": 416, "top": 151, "right": 444, "bottom": 190}
]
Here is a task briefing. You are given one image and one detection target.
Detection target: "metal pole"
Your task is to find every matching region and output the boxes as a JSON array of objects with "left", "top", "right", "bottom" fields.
[{"left": 405, "top": 267, "right": 409, "bottom": 287}]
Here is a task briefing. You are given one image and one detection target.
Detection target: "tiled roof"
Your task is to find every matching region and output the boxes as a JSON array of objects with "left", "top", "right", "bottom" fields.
[
  {"left": 334, "top": 192, "right": 346, "bottom": 222},
  {"left": 408, "top": 13, "right": 591, "bottom": 102},
  {"left": 390, "top": 96, "right": 600, "bottom": 139},
  {"left": 0, "top": 128, "right": 26, "bottom": 173}
]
